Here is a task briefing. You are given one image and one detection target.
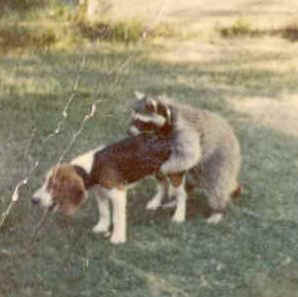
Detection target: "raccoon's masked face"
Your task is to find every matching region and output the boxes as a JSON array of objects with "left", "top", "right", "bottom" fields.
[{"left": 128, "top": 92, "right": 173, "bottom": 137}]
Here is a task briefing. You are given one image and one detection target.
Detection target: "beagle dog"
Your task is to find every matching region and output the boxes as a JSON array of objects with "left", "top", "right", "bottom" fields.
[{"left": 32, "top": 134, "right": 188, "bottom": 244}]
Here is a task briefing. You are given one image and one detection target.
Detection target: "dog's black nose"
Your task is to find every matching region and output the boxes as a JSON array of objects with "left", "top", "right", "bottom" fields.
[{"left": 31, "top": 197, "right": 40, "bottom": 205}]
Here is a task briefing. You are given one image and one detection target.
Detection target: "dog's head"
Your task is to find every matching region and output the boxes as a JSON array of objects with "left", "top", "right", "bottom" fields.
[
  {"left": 128, "top": 91, "right": 173, "bottom": 136},
  {"left": 32, "top": 164, "right": 87, "bottom": 216}
]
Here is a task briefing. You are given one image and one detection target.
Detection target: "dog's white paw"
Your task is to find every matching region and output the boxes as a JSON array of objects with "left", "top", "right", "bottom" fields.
[
  {"left": 92, "top": 223, "right": 109, "bottom": 234},
  {"left": 146, "top": 198, "right": 161, "bottom": 210},
  {"left": 207, "top": 213, "right": 223, "bottom": 224},
  {"left": 172, "top": 213, "right": 185, "bottom": 223}
]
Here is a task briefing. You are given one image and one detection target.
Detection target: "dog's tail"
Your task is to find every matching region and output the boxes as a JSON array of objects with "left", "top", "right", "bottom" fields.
[{"left": 231, "top": 184, "right": 243, "bottom": 199}]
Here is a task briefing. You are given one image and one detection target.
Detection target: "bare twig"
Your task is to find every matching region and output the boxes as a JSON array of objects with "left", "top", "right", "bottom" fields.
[
  {"left": 0, "top": 180, "right": 26, "bottom": 229},
  {"left": 0, "top": 161, "right": 39, "bottom": 229},
  {"left": 0, "top": 57, "right": 86, "bottom": 231},
  {"left": 42, "top": 56, "right": 86, "bottom": 144},
  {"left": 57, "top": 103, "right": 98, "bottom": 164},
  {"left": 1, "top": 0, "right": 170, "bottom": 250}
]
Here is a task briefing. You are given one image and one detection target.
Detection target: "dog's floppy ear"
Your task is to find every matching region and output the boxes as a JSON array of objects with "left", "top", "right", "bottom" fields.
[
  {"left": 134, "top": 91, "right": 145, "bottom": 100},
  {"left": 60, "top": 174, "right": 87, "bottom": 216},
  {"left": 69, "top": 178, "right": 86, "bottom": 206}
]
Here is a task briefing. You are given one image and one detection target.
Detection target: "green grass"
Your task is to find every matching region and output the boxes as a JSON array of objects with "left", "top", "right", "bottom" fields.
[
  {"left": 1, "top": 7, "right": 298, "bottom": 297},
  {"left": 0, "top": 0, "right": 179, "bottom": 53}
]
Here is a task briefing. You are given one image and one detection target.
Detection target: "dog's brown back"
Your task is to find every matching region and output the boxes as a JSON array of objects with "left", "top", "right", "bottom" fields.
[{"left": 90, "top": 134, "right": 172, "bottom": 187}]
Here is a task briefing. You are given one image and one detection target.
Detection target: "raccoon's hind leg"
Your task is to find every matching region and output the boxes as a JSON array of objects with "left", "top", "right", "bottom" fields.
[
  {"left": 205, "top": 186, "right": 232, "bottom": 224},
  {"left": 200, "top": 149, "right": 240, "bottom": 224},
  {"left": 146, "top": 172, "right": 168, "bottom": 210}
]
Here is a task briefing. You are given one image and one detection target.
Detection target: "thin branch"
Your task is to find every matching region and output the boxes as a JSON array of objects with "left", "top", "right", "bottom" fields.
[
  {"left": 57, "top": 103, "right": 98, "bottom": 164},
  {"left": 42, "top": 56, "right": 86, "bottom": 144},
  {"left": 0, "top": 57, "right": 86, "bottom": 231},
  {"left": 1, "top": 0, "right": 169, "bottom": 247}
]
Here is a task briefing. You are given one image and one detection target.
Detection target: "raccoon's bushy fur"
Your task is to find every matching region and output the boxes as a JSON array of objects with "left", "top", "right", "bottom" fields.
[{"left": 129, "top": 93, "right": 242, "bottom": 216}]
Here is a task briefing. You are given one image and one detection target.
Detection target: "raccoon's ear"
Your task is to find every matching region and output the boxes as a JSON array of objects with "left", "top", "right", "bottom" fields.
[
  {"left": 145, "top": 97, "right": 158, "bottom": 113},
  {"left": 165, "top": 106, "right": 172, "bottom": 124},
  {"left": 134, "top": 91, "right": 145, "bottom": 100}
]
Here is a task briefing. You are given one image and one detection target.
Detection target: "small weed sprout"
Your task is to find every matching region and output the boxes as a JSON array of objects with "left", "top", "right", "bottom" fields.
[
  {"left": 281, "top": 22, "right": 298, "bottom": 41},
  {"left": 219, "top": 18, "right": 259, "bottom": 38}
]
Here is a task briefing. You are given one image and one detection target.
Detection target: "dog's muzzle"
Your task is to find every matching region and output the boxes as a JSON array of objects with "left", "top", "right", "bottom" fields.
[{"left": 31, "top": 196, "right": 57, "bottom": 213}]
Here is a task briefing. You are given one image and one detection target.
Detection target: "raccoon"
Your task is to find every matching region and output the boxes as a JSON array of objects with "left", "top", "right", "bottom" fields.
[{"left": 128, "top": 92, "right": 242, "bottom": 223}]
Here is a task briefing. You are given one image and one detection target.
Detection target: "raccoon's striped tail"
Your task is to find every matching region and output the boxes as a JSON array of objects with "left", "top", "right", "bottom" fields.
[{"left": 231, "top": 185, "right": 243, "bottom": 199}]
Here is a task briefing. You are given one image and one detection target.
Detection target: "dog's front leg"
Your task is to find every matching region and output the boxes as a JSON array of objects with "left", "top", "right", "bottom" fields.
[
  {"left": 109, "top": 188, "right": 127, "bottom": 244},
  {"left": 92, "top": 192, "right": 111, "bottom": 235}
]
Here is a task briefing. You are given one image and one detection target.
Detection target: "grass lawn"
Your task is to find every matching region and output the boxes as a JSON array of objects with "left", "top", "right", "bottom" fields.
[{"left": 1, "top": 2, "right": 298, "bottom": 297}]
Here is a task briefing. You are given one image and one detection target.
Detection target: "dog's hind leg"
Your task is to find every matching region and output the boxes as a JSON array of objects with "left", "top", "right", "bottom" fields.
[
  {"left": 146, "top": 172, "right": 168, "bottom": 210},
  {"left": 169, "top": 172, "right": 187, "bottom": 223}
]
